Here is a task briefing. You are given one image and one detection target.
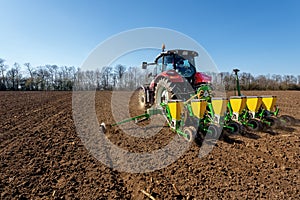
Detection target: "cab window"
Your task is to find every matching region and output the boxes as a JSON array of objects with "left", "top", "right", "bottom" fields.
[
  {"left": 163, "top": 55, "right": 174, "bottom": 71},
  {"left": 174, "top": 55, "right": 195, "bottom": 78},
  {"left": 156, "top": 56, "right": 163, "bottom": 73}
]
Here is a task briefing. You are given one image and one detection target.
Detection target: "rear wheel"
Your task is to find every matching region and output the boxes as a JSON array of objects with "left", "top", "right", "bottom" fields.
[{"left": 154, "top": 78, "right": 174, "bottom": 106}]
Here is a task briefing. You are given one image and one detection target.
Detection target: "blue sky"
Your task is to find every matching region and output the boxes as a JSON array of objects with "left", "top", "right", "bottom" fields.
[{"left": 0, "top": 0, "right": 299, "bottom": 75}]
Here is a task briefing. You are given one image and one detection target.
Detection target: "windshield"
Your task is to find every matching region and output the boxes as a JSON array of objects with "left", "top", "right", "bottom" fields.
[
  {"left": 155, "top": 53, "right": 196, "bottom": 78},
  {"left": 174, "top": 55, "right": 195, "bottom": 78}
]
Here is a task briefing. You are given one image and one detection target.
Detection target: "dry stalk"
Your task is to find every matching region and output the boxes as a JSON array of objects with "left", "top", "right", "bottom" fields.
[
  {"left": 172, "top": 183, "right": 182, "bottom": 195},
  {"left": 140, "top": 189, "right": 156, "bottom": 200}
]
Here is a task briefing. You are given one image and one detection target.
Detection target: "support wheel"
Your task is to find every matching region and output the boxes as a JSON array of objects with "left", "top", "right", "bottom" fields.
[
  {"left": 207, "top": 124, "right": 221, "bottom": 139},
  {"left": 247, "top": 119, "right": 263, "bottom": 131},
  {"left": 183, "top": 127, "right": 195, "bottom": 142},
  {"left": 265, "top": 116, "right": 280, "bottom": 129},
  {"left": 279, "top": 115, "right": 295, "bottom": 126},
  {"left": 227, "top": 121, "right": 241, "bottom": 135}
]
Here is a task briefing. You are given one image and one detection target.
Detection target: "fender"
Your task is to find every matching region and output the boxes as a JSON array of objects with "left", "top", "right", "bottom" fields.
[
  {"left": 150, "top": 70, "right": 184, "bottom": 89},
  {"left": 160, "top": 70, "right": 184, "bottom": 83}
]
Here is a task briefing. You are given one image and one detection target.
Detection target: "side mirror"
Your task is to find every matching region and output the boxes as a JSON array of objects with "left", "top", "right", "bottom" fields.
[{"left": 142, "top": 62, "right": 147, "bottom": 69}]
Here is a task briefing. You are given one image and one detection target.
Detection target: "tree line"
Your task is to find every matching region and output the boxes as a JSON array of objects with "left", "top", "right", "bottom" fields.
[
  {"left": 210, "top": 72, "right": 300, "bottom": 91},
  {"left": 0, "top": 58, "right": 299, "bottom": 91}
]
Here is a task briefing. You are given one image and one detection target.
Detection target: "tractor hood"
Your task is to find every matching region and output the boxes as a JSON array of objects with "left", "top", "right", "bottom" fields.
[{"left": 194, "top": 72, "right": 212, "bottom": 84}]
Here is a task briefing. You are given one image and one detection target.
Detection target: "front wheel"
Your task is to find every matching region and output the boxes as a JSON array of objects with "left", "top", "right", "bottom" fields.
[{"left": 138, "top": 87, "right": 149, "bottom": 110}]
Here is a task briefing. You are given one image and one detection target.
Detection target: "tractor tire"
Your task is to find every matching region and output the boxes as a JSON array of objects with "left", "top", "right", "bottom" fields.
[
  {"left": 154, "top": 78, "right": 174, "bottom": 106},
  {"left": 247, "top": 119, "right": 263, "bottom": 131},
  {"left": 138, "top": 88, "right": 149, "bottom": 110}
]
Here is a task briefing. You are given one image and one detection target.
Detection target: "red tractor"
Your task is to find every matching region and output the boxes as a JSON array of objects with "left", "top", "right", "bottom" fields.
[{"left": 138, "top": 45, "right": 212, "bottom": 110}]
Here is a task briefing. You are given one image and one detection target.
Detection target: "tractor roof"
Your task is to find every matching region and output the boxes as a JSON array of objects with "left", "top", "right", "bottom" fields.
[{"left": 155, "top": 49, "right": 198, "bottom": 62}]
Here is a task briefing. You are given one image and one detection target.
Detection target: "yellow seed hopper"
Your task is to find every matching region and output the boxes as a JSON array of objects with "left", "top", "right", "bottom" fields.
[
  {"left": 211, "top": 97, "right": 228, "bottom": 117},
  {"left": 261, "top": 96, "right": 277, "bottom": 111},
  {"left": 246, "top": 96, "right": 262, "bottom": 118},
  {"left": 229, "top": 96, "right": 247, "bottom": 114},
  {"left": 246, "top": 96, "right": 262, "bottom": 112},
  {"left": 229, "top": 96, "right": 247, "bottom": 121},
  {"left": 191, "top": 99, "right": 207, "bottom": 119},
  {"left": 168, "top": 100, "right": 183, "bottom": 120}
]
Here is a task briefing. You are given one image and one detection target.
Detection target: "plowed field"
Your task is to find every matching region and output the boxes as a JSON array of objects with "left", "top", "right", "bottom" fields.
[{"left": 1, "top": 91, "right": 299, "bottom": 199}]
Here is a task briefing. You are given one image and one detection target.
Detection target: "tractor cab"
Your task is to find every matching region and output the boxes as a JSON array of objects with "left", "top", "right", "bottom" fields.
[
  {"left": 142, "top": 48, "right": 211, "bottom": 88},
  {"left": 153, "top": 49, "right": 197, "bottom": 79},
  {"left": 139, "top": 46, "right": 212, "bottom": 110}
]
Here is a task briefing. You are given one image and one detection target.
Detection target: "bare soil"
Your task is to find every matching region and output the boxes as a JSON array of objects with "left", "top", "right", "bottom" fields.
[{"left": 0, "top": 90, "right": 299, "bottom": 199}]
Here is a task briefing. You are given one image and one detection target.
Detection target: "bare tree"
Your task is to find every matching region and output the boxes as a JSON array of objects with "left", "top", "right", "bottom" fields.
[
  {"left": 101, "top": 66, "right": 112, "bottom": 89},
  {"left": 290, "top": 75, "right": 297, "bottom": 84},
  {"left": 222, "top": 72, "right": 233, "bottom": 90},
  {"left": 45, "top": 65, "right": 55, "bottom": 90},
  {"left": 35, "top": 66, "right": 49, "bottom": 90},
  {"left": 14, "top": 62, "right": 21, "bottom": 90},
  {"left": 6, "top": 68, "right": 17, "bottom": 90},
  {"left": 0, "top": 59, "right": 7, "bottom": 90},
  {"left": 95, "top": 68, "right": 102, "bottom": 90},
  {"left": 24, "top": 62, "right": 35, "bottom": 90},
  {"left": 282, "top": 75, "right": 291, "bottom": 89},
  {"left": 114, "top": 64, "right": 126, "bottom": 89},
  {"left": 85, "top": 70, "right": 96, "bottom": 90},
  {"left": 5, "top": 63, "right": 21, "bottom": 90},
  {"left": 52, "top": 65, "right": 59, "bottom": 89},
  {"left": 256, "top": 75, "right": 268, "bottom": 90},
  {"left": 114, "top": 64, "right": 126, "bottom": 80}
]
